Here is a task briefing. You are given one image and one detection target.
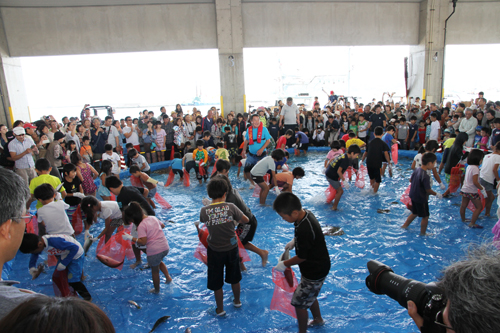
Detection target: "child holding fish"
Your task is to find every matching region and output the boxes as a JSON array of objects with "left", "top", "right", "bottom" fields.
[
  {"left": 273, "top": 192, "right": 331, "bottom": 333},
  {"left": 122, "top": 202, "right": 172, "bottom": 293}
]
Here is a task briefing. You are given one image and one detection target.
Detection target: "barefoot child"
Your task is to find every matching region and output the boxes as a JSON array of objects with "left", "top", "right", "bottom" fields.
[
  {"left": 33, "top": 184, "right": 75, "bottom": 237},
  {"left": 401, "top": 152, "right": 440, "bottom": 235},
  {"left": 479, "top": 142, "right": 500, "bottom": 216},
  {"left": 273, "top": 192, "right": 330, "bottom": 333},
  {"left": 193, "top": 139, "right": 209, "bottom": 184},
  {"left": 122, "top": 202, "right": 172, "bottom": 293},
  {"left": 276, "top": 129, "right": 294, "bottom": 150},
  {"left": 361, "top": 126, "right": 390, "bottom": 194},
  {"left": 20, "top": 233, "right": 91, "bottom": 301},
  {"left": 269, "top": 167, "right": 305, "bottom": 193},
  {"left": 81, "top": 196, "right": 123, "bottom": 243},
  {"left": 213, "top": 160, "right": 269, "bottom": 268},
  {"left": 325, "top": 145, "right": 361, "bottom": 211},
  {"left": 250, "top": 149, "right": 286, "bottom": 205},
  {"left": 459, "top": 149, "right": 485, "bottom": 228},
  {"left": 199, "top": 177, "right": 249, "bottom": 316},
  {"left": 61, "top": 163, "right": 85, "bottom": 220}
]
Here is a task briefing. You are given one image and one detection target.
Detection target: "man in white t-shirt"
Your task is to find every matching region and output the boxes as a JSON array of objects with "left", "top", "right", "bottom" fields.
[
  {"left": 104, "top": 116, "right": 121, "bottom": 154},
  {"left": 122, "top": 116, "right": 141, "bottom": 151},
  {"left": 429, "top": 113, "right": 441, "bottom": 142},
  {"left": 279, "top": 97, "right": 300, "bottom": 147}
]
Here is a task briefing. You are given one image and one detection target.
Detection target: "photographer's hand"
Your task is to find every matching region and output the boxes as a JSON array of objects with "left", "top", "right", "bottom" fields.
[{"left": 407, "top": 301, "right": 424, "bottom": 330}]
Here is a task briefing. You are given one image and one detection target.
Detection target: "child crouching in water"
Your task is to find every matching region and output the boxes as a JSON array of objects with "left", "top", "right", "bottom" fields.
[
  {"left": 273, "top": 192, "right": 331, "bottom": 333},
  {"left": 122, "top": 202, "right": 172, "bottom": 293},
  {"left": 401, "top": 152, "right": 440, "bottom": 235},
  {"left": 199, "top": 177, "right": 249, "bottom": 316}
]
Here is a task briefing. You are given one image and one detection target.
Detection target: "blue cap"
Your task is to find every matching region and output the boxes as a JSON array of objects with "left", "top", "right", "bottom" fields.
[{"left": 476, "top": 126, "right": 482, "bottom": 131}]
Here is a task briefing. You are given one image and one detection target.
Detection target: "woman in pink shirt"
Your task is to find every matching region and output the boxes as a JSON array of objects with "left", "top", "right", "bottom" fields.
[{"left": 122, "top": 202, "right": 172, "bottom": 293}]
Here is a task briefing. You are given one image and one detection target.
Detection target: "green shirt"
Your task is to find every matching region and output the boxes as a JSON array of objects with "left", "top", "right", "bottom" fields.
[{"left": 29, "top": 174, "right": 65, "bottom": 209}]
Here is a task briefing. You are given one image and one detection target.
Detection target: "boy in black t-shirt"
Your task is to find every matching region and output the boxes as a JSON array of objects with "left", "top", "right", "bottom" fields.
[
  {"left": 273, "top": 192, "right": 331, "bottom": 333},
  {"left": 325, "top": 145, "right": 361, "bottom": 211},
  {"left": 362, "top": 126, "right": 390, "bottom": 194},
  {"left": 223, "top": 127, "right": 239, "bottom": 165},
  {"left": 105, "top": 176, "right": 155, "bottom": 216},
  {"left": 61, "top": 163, "right": 85, "bottom": 219}
]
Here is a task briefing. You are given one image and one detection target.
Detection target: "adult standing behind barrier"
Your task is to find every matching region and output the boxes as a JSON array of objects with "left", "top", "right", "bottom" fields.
[
  {"left": 241, "top": 114, "right": 272, "bottom": 189},
  {"left": 279, "top": 97, "right": 300, "bottom": 147},
  {"left": 0, "top": 168, "right": 37, "bottom": 320},
  {"left": 458, "top": 108, "right": 478, "bottom": 147},
  {"left": 8, "top": 127, "right": 37, "bottom": 187}
]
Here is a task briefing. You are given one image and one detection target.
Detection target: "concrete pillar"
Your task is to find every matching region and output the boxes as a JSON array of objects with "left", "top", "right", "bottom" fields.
[
  {"left": 0, "top": 12, "right": 30, "bottom": 126},
  {"left": 408, "top": 0, "right": 450, "bottom": 104},
  {"left": 215, "top": 0, "right": 245, "bottom": 116}
]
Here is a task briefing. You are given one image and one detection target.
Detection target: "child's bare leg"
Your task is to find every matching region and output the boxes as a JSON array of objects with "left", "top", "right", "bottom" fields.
[
  {"left": 240, "top": 259, "right": 247, "bottom": 271},
  {"left": 159, "top": 262, "right": 172, "bottom": 283},
  {"left": 147, "top": 198, "right": 156, "bottom": 209},
  {"left": 469, "top": 198, "right": 482, "bottom": 226},
  {"left": 231, "top": 282, "right": 241, "bottom": 306},
  {"left": 484, "top": 190, "right": 494, "bottom": 216},
  {"left": 246, "top": 172, "right": 256, "bottom": 186},
  {"left": 401, "top": 214, "right": 417, "bottom": 229},
  {"left": 309, "top": 299, "right": 325, "bottom": 325},
  {"left": 420, "top": 216, "right": 429, "bottom": 235},
  {"left": 214, "top": 288, "right": 224, "bottom": 314},
  {"left": 460, "top": 198, "right": 470, "bottom": 221},
  {"left": 381, "top": 164, "right": 387, "bottom": 176},
  {"left": 332, "top": 187, "right": 343, "bottom": 211},
  {"left": 151, "top": 265, "right": 160, "bottom": 293},
  {"left": 130, "top": 244, "right": 142, "bottom": 268},
  {"left": 258, "top": 182, "right": 269, "bottom": 205},
  {"left": 295, "top": 307, "right": 309, "bottom": 333},
  {"left": 372, "top": 181, "right": 380, "bottom": 193},
  {"left": 244, "top": 242, "right": 269, "bottom": 267}
]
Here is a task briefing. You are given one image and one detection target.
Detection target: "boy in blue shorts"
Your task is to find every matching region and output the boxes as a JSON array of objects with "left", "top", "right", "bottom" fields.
[
  {"left": 273, "top": 192, "right": 331, "bottom": 333},
  {"left": 199, "top": 178, "right": 249, "bottom": 316},
  {"left": 20, "top": 233, "right": 91, "bottom": 301}
]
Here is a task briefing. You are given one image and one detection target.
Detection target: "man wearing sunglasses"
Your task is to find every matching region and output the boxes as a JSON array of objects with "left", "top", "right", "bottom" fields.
[
  {"left": 407, "top": 249, "right": 500, "bottom": 333},
  {"left": 8, "top": 127, "right": 37, "bottom": 186},
  {"left": 0, "top": 168, "right": 37, "bottom": 320}
]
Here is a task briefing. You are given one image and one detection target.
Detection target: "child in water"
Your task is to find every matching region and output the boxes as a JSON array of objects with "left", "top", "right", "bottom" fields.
[{"left": 122, "top": 202, "right": 172, "bottom": 293}]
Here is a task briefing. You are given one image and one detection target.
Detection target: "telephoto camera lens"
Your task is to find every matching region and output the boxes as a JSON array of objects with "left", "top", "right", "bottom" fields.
[{"left": 365, "top": 260, "right": 447, "bottom": 333}]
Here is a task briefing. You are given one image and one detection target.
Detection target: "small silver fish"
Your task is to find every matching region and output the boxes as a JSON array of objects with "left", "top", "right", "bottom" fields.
[
  {"left": 83, "top": 236, "right": 95, "bottom": 256},
  {"left": 128, "top": 300, "right": 141, "bottom": 309}
]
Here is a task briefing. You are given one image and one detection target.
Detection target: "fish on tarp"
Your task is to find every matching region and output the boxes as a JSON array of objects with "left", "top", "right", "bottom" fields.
[
  {"left": 279, "top": 249, "right": 294, "bottom": 288},
  {"left": 96, "top": 254, "right": 124, "bottom": 268},
  {"left": 390, "top": 201, "right": 399, "bottom": 205},
  {"left": 31, "top": 263, "right": 47, "bottom": 280},
  {"left": 128, "top": 300, "right": 141, "bottom": 309},
  {"left": 377, "top": 209, "right": 390, "bottom": 214},
  {"left": 83, "top": 236, "right": 95, "bottom": 256},
  {"left": 323, "top": 226, "right": 345, "bottom": 236},
  {"left": 149, "top": 316, "right": 170, "bottom": 333},
  {"left": 185, "top": 328, "right": 192, "bottom": 333}
]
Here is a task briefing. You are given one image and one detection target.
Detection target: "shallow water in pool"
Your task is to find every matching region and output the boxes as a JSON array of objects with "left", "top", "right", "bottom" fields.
[{"left": 9, "top": 152, "right": 498, "bottom": 332}]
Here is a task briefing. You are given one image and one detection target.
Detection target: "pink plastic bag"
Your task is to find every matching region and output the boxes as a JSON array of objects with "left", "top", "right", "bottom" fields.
[
  {"left": 252, "top": 185, "right": 261, "bottom": 197},
  {"left": 130, "top": 175, "right": 143, "bottom": 188},
  {"left": 95, "top": 227, "right": 135, "bottom": 271},
  {"left": 270, "top": 267, "right": 298, "bottom": 318},
  {"left": 183, "top": 169, "right": 190, "bottom": 187},
  {"left": 400, "top": 185, "right": 412, "bottom": 210},
  {"left": 391, "top": 144, "right": 399, "bottom": 165},
  {"left": 467, "top": 189, "right": 486, "bottom": 213},
  {"left": 165, "top": 169, "right": 175, "bottom": 187},
  {"left": 71, "top": 205, "right": 83, "bottom": 235},
  {"left": 355, "top": 165, "right": 367, "bottom": 189},
  {"left": 194, "top": 227, "right": 250, "bottom": 265},
  {"left": 154, "top": 193, "right": 172, "bottom": 210},
  {"left": 492, "top": 219, "right": 500, "bottom": 249},
  {"left": 325, "top": 185, "right": 337, "bottom": 204},
  {"left": 52, "top": 269, "right": 76, "bottom": 297},
  {"left": 25, "top": 215, "right": 38, "bottom": 235}
]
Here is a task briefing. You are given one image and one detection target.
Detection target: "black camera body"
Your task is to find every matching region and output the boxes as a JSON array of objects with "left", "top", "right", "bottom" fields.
[{"left": 365, "top": 260, "right": 448, "bottom": 333}]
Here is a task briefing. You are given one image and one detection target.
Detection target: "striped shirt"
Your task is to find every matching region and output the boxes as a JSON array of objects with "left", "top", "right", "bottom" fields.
[{"left": 8, "top": 136, "right": 35, "bottom": 169}]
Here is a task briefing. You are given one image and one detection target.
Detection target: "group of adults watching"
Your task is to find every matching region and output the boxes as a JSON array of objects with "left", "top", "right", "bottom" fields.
[{"left": 1, "top": 97, "right": 500, "bottom": 332}]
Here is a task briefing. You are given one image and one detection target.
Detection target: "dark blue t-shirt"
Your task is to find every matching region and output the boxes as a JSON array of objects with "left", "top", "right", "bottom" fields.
[
  {"left": 295, "top": 131, "right": 309, "bottom": 144},
  {"left": 369, "top": 113, "right": 386, "bottom": 131},
  {"left": 409, "top": 168, "right": 431, "bottom": 203},
  {"left": 492, "top": 128, "right": 500, "bottom": 146},
  {"left": 268, "top": 124, "right": 279, "bottom": 141},
  {"left": 409, "top": 123, "right": 419, "bottom": 141}
]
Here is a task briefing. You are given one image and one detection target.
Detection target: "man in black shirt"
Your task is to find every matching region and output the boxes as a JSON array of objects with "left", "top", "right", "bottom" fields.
[
  {"left": 362, "top": 126, "right": 390, "bottom": 193},
  {"left": 273, "top": 192, "right": 331, "bottom": 333},
  {"left": 368, "top": 105, "right": 386, "bottom": 141},
  {"left": 105, "top": 176, "right": 155, "bottom": 216}
]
